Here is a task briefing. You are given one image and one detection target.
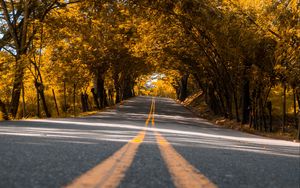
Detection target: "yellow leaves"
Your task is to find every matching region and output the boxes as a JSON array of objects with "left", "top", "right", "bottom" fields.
[
  {"left": 0, "top": 55, "right": 7, "bottom": 65},
  {"left": 119, "top": 8, "right": 130, "bottom": 16},
  {"left": 173, "top": 3, "right": 183, "bottom": 15},
  {"left": 151, "top": 79, "right": 176, "bottom": 98},
  {"left": 289, "top": 0, "right": 299, "bottom": 9},
  {"left": 135, "top": 73, "right": 176, "bottom": 98},
  {"left": 238, "top": 0, "right": 265, "bottom": 10},
  {"left": 91, "top": 19, "right": 102, "bottom": 26},
  {"left": 274, "top": 64, "right": 286, "bottom": 73},
  {"left": 0, "top": 52, "right": 14, "bottom": 98}
]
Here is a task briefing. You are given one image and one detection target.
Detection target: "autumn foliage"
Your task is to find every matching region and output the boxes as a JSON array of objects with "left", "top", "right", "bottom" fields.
[{"left": 0, "top": 0, "right": 299, "bottom": 139}]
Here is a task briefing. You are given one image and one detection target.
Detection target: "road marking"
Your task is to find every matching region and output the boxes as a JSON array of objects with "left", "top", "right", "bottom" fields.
[
  {"left": 145, "top": 98, "right": 154, "bottom": 126},
  {"left": 151, "top": 98, "right": 217, "bottom": 188},
  {"left": 155, "top": 132, "right": 217, "bottom": 188},
  {"left": 66, "top": 98, "right": 217, "bottom": 188},
  {"left": 66, "top": 99, "right": 154, "bottom": 188},
  {"left": 151, "top": 99, "right": 155, "bottom": 127},
  {"left": 145, "top": 97, "right": 155, "bottom": 127},
  {"left": 66, "top": 131, "right": 145, "bottom": 188}
]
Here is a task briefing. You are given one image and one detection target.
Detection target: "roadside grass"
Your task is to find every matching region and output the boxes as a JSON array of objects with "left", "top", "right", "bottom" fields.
[{"left": 183, "top": 90, "right": 299, "bottom": 141}]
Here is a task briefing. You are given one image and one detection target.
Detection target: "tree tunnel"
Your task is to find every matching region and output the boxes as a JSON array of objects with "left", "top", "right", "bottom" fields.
[{"left": 0, "top": 0, "right": 299, "bottom": 139}]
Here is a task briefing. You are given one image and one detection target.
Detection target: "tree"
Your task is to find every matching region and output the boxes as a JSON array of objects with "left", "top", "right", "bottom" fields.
[{"left": 0, "top": 0, "right": 80, "bottom": 118}]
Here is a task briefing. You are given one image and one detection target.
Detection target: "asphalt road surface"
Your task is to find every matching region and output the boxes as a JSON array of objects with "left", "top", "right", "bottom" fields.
[{"left": 0, "top": 96, "right": 299, "bottom": 188}]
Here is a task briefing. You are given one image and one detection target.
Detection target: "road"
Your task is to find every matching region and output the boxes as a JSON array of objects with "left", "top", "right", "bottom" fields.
[{"left": 0, "top": 96, "right": 299, "bottom": 188}]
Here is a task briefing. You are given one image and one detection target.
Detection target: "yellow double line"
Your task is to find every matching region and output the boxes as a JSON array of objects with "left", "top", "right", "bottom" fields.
[
  {"left": 148, "top": 98, "right": 217, "bottom": 188},
  {"left": 66, "top": 98, "right": 216, "bottom": 188},
  {"left": 145, "top": 98, "right": 155, "bottom": 127}
]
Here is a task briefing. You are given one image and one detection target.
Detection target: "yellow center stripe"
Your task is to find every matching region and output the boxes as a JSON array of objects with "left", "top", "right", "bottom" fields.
[
  {"left": 66, "top": 98, "right": 217, "bottom": 188},
  {"left": 151, "top": 98, "right": 217, "bottom": 188},
  {"left": 66, "top": 131, "right": 146, "bottom": 188},
  {"left": 151, "top": 99, "right": 155, "bottom": 127},
  {"left": 65, "top": 99, "right": 153, "bottom": 188},
  {"left": 155, "top": 132, "right": 217, "bottom": 188},
  {"left": 145, "top": 98, "right": 154, "bottom": 126}
]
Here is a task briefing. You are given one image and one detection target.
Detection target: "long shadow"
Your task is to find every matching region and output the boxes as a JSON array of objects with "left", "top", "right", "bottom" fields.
[{"left": 174, "top": 143, "right": 300, "bottom": 188}]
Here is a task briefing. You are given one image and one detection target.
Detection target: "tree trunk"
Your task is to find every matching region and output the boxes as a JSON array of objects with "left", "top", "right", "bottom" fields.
[
  {"left": 215, "top": 87, "right": 226, "bottom": 117},
  {"left": 104, "top": 89, "right": 108, "bottom": 107},
  {"left": 282, "top": 82, "right": 286, "bottom": 132},
  {"left": 293, "top": 89, "right": 298, "bottom": 128},
  {"left": 241, "top": 78, "right": 251, "bottom": 124},
  {"left": 115, "top": 86, "right": 120, "bottom": 104},
  {"left": 297, "top": 111, "right": 300, "bottom": 140},
  {"left": 123, "top": 78, "right": 134, "bottom": 100},
  {"left": 267, "top": 101, "right": 272, "bottom": 132},
  {"left": 22, "top": 81, "right": 26, "bottom": 118},
  {"left": 258, "top": 98, "right": 262, "bottom": 131},
  {"left": 175, "top": 86, "right": 180, "bottom": 100},
  {"left": 192, "top": 73, "right": 204, "bottom": 91},
  {"left": 81, "top": 93, "right": 87, "bottom": 112},
  {"left": 96, "top": 75, "right": 105, "bottom": 108},
  {"left": 179, "top": 74, "right": 189, "bottom": 102},
  {"left": 4, "top": 0, "right": 30, "bottom": 119},
  {"left": 81, "top": 92, "right": 89, "bottom": 112},
  {"left": 233, "top": 89, "right": 240, "bottom": 122},
  {"left": 252, "top": 100, "right": 257, "bottom": 129},
  {"left": 0, "top": 99, "right": 9, "bottom": 120},
  {"left": 52, "top": 89, "right": 60, "bottom": 116},
  {"left": 108, "top": 88, "right": 114, "bottom": 105},
  {"left": 224, "top": 91, "right": 233, "bottom": 120},
  {"left": 207, "top": 86, "right": 222, "bottom": 115},
  {"left": 73, "top": 83, "right": 76, "bottom": 117},
  {"left": 113, "top": 73, "right": 121, "bottom": 103},
  {"left": 241, "top": 61, "right": 251, "bottom": 124},
  {"left": 259, "top": 98, "right": 266, "bottom": 131},
  {"left": 40, "top": 89, "right": 51, "bottom": 118},
  {"left": 9, "top": 62, "right": 24, "bottom": 118},
  {"left": 296, "top": 92, "right": 300, "bottom": 110},
  {"left": 254, "top": 106, "right": 258, "bottom": 130},
  {"left": 36, "top": 82, "right": 40, "bottom": 117},
  {"left": 84, "top": 93, "right": 89, "bottom": 111},
  {"left": 296, "top": 90, "right": 300, "bottom": 140},
  {"left": 91, "top": 88, "right": 100, "bottom": 109},
  {"left": 35, "top": 81, "right": 51, "bottom": 118},
  {"left": 63, "top": 80, "right": 67, "bottom": 113}
]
